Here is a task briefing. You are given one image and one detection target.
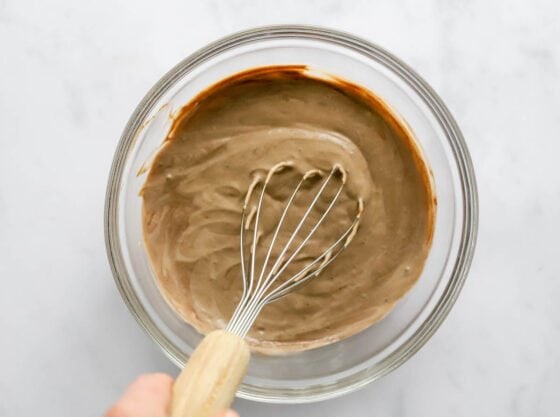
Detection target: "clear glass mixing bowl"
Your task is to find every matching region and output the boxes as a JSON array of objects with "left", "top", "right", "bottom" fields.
[{"left": 105, "top": 25, "right": 478, "bottom": 403}]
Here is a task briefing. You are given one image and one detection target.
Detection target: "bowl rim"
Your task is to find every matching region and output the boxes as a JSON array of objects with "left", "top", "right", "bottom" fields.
[{"left": 104, "top": 24, "right": 478, "bottom": 403}]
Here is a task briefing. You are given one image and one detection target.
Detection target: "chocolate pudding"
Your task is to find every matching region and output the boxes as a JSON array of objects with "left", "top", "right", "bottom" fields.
[{"left": 141, "top": 66, "right": 435, "bottom": 353}]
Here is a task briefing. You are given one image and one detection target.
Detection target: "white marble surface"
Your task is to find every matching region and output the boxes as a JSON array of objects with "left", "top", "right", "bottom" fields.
[{"left": 1, "top": 0, "right": 559, "bottom": 416}]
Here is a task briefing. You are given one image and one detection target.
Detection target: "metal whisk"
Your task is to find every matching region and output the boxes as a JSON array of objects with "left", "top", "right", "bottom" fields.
[
  {"left": 227, "top": 161, "right": 363, "bottom": 337},
  {"left": 171, "top": 161, "right": 363, "bottom": 417}
]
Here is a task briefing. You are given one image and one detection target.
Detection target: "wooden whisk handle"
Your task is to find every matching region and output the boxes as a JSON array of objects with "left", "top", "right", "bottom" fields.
[{"left": 170, "top": 330, "right": 250, "bottom": 417}]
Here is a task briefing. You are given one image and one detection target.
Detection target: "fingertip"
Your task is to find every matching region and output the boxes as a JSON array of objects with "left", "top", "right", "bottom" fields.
[
  {"left": 128, "top": 372, "right": 174, "bottom": 398},
  {"left": 151, "top": 372, "right": 174, "bottom": 386},
  {"left": 133, "top": 372, "right": 173, "bottom": 386},
  {"left": 215, "top": 410, "right": 239, "bottom": 417}
]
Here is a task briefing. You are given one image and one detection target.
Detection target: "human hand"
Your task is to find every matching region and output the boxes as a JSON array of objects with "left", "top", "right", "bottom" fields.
[{"left": 105, "top": 373, "right": 239, "bottom": 417}]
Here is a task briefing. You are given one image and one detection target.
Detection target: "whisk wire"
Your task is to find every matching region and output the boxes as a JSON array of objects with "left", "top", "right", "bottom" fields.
[
  {"left": 254, "top": 170, "right": 307, "bottom": 297},
  {"left": 233, "top": 201, "right": 356, "bottom": 338},
  {"left": 230, "top": 167, "right": 336, "bottom": 335},
  {"left": 226, "top": 163, "right": 361, "bottom": 338},
  {"left": 264, "top": 217, "right": 359, "bottom": 302},
  {"left": 254, "top": 167, "right": 337, "bottom": 297}
]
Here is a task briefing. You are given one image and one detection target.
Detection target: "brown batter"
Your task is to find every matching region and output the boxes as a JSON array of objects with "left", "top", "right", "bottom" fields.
[{"left": 141, "top": 66, "right": 435, "bottom": 354}]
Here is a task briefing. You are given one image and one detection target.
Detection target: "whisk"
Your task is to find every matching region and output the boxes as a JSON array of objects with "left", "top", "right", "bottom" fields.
[{"left": 170, "top": 162, "right": 363, "bottom": 417}]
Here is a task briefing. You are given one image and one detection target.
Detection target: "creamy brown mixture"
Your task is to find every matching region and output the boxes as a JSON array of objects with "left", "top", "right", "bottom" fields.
[{"left": 141, "top": 67, "right": 435, "bottom": 354}]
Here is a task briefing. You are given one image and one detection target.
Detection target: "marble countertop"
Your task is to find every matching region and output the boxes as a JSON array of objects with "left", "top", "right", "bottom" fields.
[{"left": 1, "top": 1, "right": 559, "bottom": 416}]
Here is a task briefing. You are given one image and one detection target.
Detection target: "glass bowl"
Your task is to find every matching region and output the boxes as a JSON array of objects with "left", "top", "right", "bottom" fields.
[{"left": 104, "top": 25, "right": 478, "bottom": 403}]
